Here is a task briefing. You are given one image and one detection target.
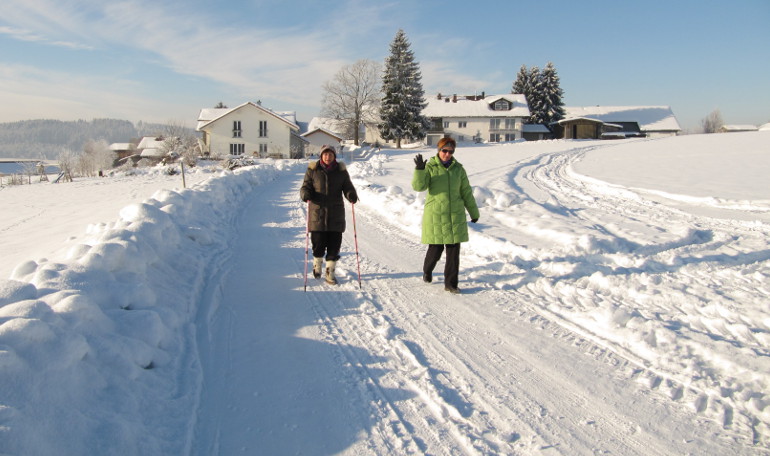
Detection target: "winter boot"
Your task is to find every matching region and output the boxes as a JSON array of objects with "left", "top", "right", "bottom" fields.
[
  {"left": 325, "top": 260, "right": 338, "bottom": 285},
  {"left": 312, "top": 257, "right": 323, "bottom": 279}
]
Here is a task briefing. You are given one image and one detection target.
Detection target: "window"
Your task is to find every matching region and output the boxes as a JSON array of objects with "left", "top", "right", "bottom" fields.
[
  {"left": 493, "top": 100, "right": 510, "bottom": 111},
  {"left": 490, "top": 118, "right": 502, "bottom": 130},
  {"left": 443, "top": 121, "right": 450, "bottom": 128},
  {"left": 230, "top": 143, "right": 245, "bottom": 155},
  {"left": 505, "top": 133, "right": 516, "bottom": 141},
  {"left": 458, "top": 121, "right": 467, "bottom": 128},
  {"left": 259, "top": 144, "right": 268, "bottom": 155},
  {"left": 458, "top": 135, "right": 465, "bottom": 142},
  {"left": 259, "top": 120, "right": 268, "bottom": 137},
  {"left": 505, "top": 119, "right": 516, "bottom": 130},
  {"left": 489, "top": 133, "right": 501, "bottom": 142},
  {"left": 233, "top": 120, "right": 242, "bottom": 138}
]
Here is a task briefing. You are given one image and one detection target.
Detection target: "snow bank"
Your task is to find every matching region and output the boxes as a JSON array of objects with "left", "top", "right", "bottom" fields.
[{"left": 0, "top": 160, "right": 299, "bottom": 454}]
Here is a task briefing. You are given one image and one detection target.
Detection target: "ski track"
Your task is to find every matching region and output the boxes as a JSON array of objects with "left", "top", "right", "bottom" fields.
[{"left": 193, "top": 145, "right": 766, "bottom": 455}]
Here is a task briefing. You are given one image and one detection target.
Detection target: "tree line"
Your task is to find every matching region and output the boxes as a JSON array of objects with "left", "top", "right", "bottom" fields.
[
  {"left": 0, "top": 118, "right": 192, "bottom": 160},
  {"left": 321, "top": 29, "right": 567, "bottom": 148}
]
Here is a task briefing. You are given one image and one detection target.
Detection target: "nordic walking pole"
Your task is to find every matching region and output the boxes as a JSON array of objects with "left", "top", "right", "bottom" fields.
[
  {"left": 351, "top": 202, "right": 362, "bottom": 289},
  {"left": 304, "top": 200, "right": 310, "bottom": 292}
]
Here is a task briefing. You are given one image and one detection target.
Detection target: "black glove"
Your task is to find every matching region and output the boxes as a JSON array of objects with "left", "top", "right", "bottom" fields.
[
  {"left": 349, "top": 193, "right": 358, "bottom": 204},
  {"left": 414, "top": 154, "right": 427, "bottom": 170},
  {"left": 471, "top": 218, "right": 478, "bottom": 223}
]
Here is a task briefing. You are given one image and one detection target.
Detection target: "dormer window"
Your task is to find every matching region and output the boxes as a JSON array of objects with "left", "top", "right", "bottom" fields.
[{"left": 492, "top": 99, "right": 511, "bottom": 111}]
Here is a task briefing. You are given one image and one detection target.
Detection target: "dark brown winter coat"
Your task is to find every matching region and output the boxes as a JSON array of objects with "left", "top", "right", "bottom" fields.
[{"left": 300, "top": 160, "right": 357, "bottom": 232}]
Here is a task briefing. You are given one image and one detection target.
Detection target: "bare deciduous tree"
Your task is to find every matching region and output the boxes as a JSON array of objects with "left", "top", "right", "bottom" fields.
[
  {"left": 701, "top": 109, "right": 723, "bottom": 134},
  {"left": 161, "top": 121, "right": 201, "bottom": 166},
  {"left": 57, "top": 149, "right": 76, "bottom": 182},
  {"left": 321, "top": 59, "right": 381, "bottom": 146}
]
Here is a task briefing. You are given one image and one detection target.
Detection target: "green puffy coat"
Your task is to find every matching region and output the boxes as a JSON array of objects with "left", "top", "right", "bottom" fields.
[{"left": 412, "top": 155, "right": 480, "bottom": 244}]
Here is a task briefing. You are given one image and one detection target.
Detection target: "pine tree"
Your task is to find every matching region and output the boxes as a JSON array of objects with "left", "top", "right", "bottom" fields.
[
  {"left": 512, "top": 63, "right": 565, "bottom": 125},
  {"left": 378, "top": 29, "right": 430, "bottom": 149},
  {"left": 512, "top": 65, "right": 529, "bottom": 96},
  {"left": 527, "top": 66, "right": 543, "bottom": 124},
  {"left": 539, "top": 62, "right": 565, "bottom": 125}
]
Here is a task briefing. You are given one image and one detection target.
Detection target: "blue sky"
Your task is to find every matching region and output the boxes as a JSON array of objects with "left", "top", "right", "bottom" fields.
[{"left": 1, "top": 0, "right": 768, "bottom": 131}]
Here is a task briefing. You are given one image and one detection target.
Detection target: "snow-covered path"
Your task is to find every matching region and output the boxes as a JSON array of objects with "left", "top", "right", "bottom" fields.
[
  {"left": 190, "top": 163, "right": 741, "bottom": 454},
  {"left": 191, "top": 169, "right": 375, "bottom": 454}
]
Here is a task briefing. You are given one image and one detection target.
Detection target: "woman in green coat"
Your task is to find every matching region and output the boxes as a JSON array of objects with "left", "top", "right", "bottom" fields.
[{"left": 412, "top": 137, "right": 479, "bottom": 294}]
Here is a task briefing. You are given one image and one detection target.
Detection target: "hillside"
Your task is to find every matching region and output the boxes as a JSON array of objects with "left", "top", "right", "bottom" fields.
[{"left": 0, "top": 119, "right": 195, "bottom": 159}]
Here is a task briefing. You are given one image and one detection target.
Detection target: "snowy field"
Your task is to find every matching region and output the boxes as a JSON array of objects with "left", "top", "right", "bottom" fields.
[{"left": 0, "top": 132, "right": 768, "bottom": 455}]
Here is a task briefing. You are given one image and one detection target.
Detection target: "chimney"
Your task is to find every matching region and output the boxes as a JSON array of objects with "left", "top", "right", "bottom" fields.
[
  {"left": 481, "top": 91, "right": 485, "bottom": 99},
  {"left": 452, "top": 94, "right": 457, "bottom": 103},
  {"left": 437, "top": 93, "right": 442, "bottom": 99}
]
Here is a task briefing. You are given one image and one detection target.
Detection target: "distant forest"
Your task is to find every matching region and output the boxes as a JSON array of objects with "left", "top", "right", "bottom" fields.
[{"left": 0, "top": 119, "right": 196, "bottom": 160}]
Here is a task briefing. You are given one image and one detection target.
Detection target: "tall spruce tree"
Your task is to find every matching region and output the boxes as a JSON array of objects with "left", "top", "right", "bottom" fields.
[
  {"left": 511, "top": 63, "right": 565, "bottom": 125},
  {"left": 512, "top": 65, "right": 529, "bottom": 95},
  {"left": 539, "top": 62, "right": 565, "bottom": 125},
  {"left": 527, "top": 66, "right": 544, "bottom": 124},
  {"left": 378, "top": 29, "right": 429, "bottom": 148}
]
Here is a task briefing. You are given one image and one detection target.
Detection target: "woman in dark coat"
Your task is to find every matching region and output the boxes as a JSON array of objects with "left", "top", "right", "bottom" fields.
[{"left": 300, "top": 145, "right": 358, "bottom": 284}]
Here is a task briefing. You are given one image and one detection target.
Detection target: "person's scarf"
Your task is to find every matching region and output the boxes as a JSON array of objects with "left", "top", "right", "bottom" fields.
[
  {"left": 438, "top": 154, "right": 453, "bottom": 168},
  {"left": 320, "top": 159, "right": 338, "bottom": 171}
]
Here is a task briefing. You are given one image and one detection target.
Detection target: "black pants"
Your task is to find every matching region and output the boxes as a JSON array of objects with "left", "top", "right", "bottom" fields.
[
  {"left": 311, "top": 231, "right": 343, "bottom": 261},
  {"left": 423, "top": 243, "right": 460, "bottom": 288}
]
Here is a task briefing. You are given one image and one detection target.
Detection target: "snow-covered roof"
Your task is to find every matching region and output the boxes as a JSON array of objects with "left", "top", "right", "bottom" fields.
[
  {"left": 275, "top": 111, "right": 297, "bottom": 125},
  {"left": 135, "top": 136, "right": 167, "bottom": 158},
  {"left": 108, "top": 143, "right": 134, "bottom": 151},
  {"left": 720, "top": 124, "right": 758, "bottom": 132},
  {"left": 302, "top": 127, "right": 343, "bottom": 141},
  {"left": 136, "top": 136, "right": 165, "bottom": 149},
  {"left": 307, "top": 117, "right": 347, "bottom": 136},
  {"left": 759, "top": 122, "right": 770, "bottom": 131},
  {"left": 197, "top": 102, "right": 299, "bottom": 131},
  {"left": 522, "top": 124, "right": 551, "bottom": 133},
  {"left": 563, "top": 106, "right": 681, "bottom": 132},
  {"left": 423, "top": 94, "right": 530, "bottom": 118}
]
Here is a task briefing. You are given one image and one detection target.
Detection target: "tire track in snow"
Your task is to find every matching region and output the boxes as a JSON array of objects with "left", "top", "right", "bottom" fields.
[
  {"left": 332, "top": 197, "right": 733, "bottom": 455},
  {"left": 503, "top": 143, "right": 770, "bottom": 446}
]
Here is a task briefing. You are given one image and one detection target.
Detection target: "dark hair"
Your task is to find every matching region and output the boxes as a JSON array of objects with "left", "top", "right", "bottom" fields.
[{"left": 437, "top": 137, "right": 456, "bottom": 150}]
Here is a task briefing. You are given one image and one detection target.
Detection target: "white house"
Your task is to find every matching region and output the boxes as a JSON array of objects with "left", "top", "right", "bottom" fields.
[
  {"left": 301, "top": 127, "right": 343, "bottom": 157},
  {"left": 136, "top": 136, "right": 167, "bottom": 164},
  {"left": 197, "top": 102, "right": 307, "bottom": 159},
  {"left": 421, "top": 93, "right": 530, "bottom": 146}
]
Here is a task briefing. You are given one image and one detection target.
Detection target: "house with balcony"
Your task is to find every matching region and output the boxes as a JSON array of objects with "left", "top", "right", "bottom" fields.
[
  {"left": 422, "top": 93, "right": 530, "bottom": 146},
  {"left": 196, "top": 101, "right": 307, "bottom": 159}
]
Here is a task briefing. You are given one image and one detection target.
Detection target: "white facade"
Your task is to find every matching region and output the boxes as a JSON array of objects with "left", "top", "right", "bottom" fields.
[
  {"left": 197, "top": 102, "right": 305, "bottom": 159},
  {"left": 422, "top": 94, "right": 530, "bottom": 145},
  {"left": 301, "top": 128, "right": 343, "bottom": 157}
]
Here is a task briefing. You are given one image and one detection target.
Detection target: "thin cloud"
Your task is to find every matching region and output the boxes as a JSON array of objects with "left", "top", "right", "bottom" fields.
[
  {"left": 0, "top": 63, "right": 192, "bottom": 124},
  {"left": 0, "top": 0, "right": 503, "bottom": 120}
]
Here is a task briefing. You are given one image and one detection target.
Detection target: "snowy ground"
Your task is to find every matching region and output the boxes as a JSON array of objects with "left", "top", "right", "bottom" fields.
[{"left": 0, "top": 132, "right": 768, "bottom": 455}]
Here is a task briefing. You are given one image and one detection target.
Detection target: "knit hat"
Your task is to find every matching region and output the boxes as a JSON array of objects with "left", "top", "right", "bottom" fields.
[{"left": 320, "top": 145, "right": 336, "bottom": 158}]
